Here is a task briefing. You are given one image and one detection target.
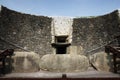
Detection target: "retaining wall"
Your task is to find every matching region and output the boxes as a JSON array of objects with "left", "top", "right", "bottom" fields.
[
  {"left": 0, "top": 6, "right": 52, "bottom": 55},
  {"left": 72, "top": 10, "right": 120, "bottom": 54}
]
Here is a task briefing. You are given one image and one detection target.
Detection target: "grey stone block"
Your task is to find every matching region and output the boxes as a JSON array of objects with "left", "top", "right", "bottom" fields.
[{"left": 40, "top": 54, "right": 89, "bottom": 72}]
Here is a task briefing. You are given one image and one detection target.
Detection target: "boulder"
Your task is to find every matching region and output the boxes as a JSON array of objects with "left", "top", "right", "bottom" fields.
[
  {"left": 11, "top": 52, "right": 40, "bottom": 72},
  {"left": 89, "top": 52, "right": 112, "bottom": 72},
  {"left": 40, "top": 54, "right": 89, "bottom": 72}
]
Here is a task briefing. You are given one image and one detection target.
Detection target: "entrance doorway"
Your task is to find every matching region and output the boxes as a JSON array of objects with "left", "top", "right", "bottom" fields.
[
  {"left": 52, "top": 36, "right": 70, "bottom": 54},
  {"left": 56, "top": 46, "right": 67, "bottom": 54}
]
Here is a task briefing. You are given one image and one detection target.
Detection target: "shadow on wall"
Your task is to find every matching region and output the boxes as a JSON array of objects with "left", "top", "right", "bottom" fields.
[
  {"left": 106, "top": 54, "right": 114, "bottom": 72},
  {"left": 0, "top": 49, "right": 14, "bottom": 75},
  {"left": 0, "top": 55, "right": 14, "bottom": 76},
  {"left": 3, "top": 57, "right": 14, "bottom": 73}
]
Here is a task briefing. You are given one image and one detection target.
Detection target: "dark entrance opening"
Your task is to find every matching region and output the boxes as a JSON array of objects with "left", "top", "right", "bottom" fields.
[
  {"left": 56, "top": 46, "right": 67, "bottom": 54},
  {"left": 55, "top": 36, "right": 67, "bottom": 54},
  {"left": 52, "top": 36, "right": 70, "bottom": 54}
]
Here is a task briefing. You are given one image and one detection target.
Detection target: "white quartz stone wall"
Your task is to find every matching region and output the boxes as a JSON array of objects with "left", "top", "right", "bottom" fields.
[
  {"left": 0, "top": 5, "right": 1, "bottom": 12},
  {"left": 51, "top": 17, "right": 73, "bottom": 43},
  {"left": 118, "top": 9, "right": 120, "bottom": 19}
]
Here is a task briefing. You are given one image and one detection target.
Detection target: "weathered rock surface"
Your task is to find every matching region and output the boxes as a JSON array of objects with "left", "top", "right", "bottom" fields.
[
  {"left": 69, "top": 46, "right": 84, "bottom": 55},
  {"left": 0, "top": 6, "right": 120, "bottom": 73},
  {"left": 51, "top": 17, "right": 73, "bottom": 43},
  {"left": 0, "top": 6, "right": 52, "bottom": 55},
  {"left": 11, "top": 52, "right": 40, "bottom": 72},
  {"left": 72, "top": 10, "right": 120, "bottom": 54},
  {"left": 40, "top": 54, "right": 89, "bottom": 72},
  {"left": 89, "top": 52, "right": 112, "bottom": 72}
]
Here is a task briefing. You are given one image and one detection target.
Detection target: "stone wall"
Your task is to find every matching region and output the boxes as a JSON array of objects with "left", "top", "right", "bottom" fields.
[
  {"left": 1, "top": 6, "right": 120, "bottom": 55},
  {"left": 72, "top": 10, "right": 120, "bottom": 54},
  {"left": 0, "top": 5, "right": 120, "bottom": 72},
  {"left": 0, "top": 6, "right": 52, "bottom": 55},
  {"left": 51, "top": 17, "right": 73, "bottom": 43}
]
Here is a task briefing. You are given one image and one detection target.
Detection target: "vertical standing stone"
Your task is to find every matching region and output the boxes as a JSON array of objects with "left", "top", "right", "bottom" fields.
[{"left": 51, "top": 17, "right": 73, "bottom": 43}]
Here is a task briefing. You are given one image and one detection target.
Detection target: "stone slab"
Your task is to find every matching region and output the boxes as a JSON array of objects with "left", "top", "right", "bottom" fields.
[{"left": 40, "top": 54, "right": 89, "bottom": 72}]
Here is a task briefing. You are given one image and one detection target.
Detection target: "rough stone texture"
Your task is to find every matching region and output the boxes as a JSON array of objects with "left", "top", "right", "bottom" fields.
[
  {"left": 0, "top": 6, "right": 52, "bottom": 55},
  {"left": 0, "top": 5, "right": 120, "bottom": 72},
  {"left": 69, "top": 46, "right": 84, "bottom": 55},
  {"left": 11, "top": 52, "right": 40, "bottom": 72},
  {"left": 51, "top": 17, "right": 73, "bottom": 43},
  {"left": 72, "top": 10, "right": 120, "bottom": 54},
  {"left": 0, "top": 39, "right": 17, "bottom": 50},
  {"left": 89, "top": 52, "right": 112, "bottom": 72},
  {"left": 40, "top": 54, "right": 89, "bottom": 72}
]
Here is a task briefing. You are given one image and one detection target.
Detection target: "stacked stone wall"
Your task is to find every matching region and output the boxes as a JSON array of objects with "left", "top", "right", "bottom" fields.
[
  {"left": 72, "top": 10, "right": 120, "bottom": 54},
  {"left": 0, "top": 6, "right": 120, "bottom": 72},
  {"left": 0, "top": 6, "right": 52, "bottom": 55}
]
